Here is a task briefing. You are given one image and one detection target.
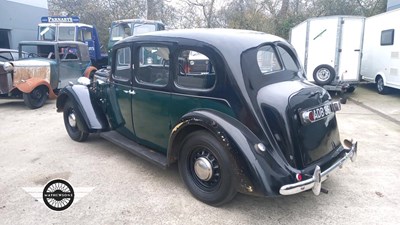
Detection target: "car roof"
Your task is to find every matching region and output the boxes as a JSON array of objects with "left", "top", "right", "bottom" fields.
[
  {"left": 0, "top": 48, "right": 18, "bottom": 53},
  {"left": 120, "top": 28, "right": 287, "bottom": 52},
  {"left": 18, "top": 41, "right": 88, "bottom": 46}
]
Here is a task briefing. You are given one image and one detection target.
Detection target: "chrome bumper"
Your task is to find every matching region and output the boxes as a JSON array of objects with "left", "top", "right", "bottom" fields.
[{"left": 279, "top": 140, "right": 357, "bottom": 196}]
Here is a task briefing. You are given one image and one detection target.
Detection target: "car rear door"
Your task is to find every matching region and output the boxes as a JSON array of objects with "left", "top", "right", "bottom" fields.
[{"left": 131, "top": 43, "right": 173, "bottom": 153}]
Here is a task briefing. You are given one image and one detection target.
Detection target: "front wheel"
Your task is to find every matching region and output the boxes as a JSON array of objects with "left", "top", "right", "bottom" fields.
[
  {"left": 63, "top": 100, "right": 89, "bottom": 142},
  {"left": 23, "top": 86, "right": 48, "bottom": 109},
  {"left": 178, "top": 130, "right": 237, "bottom": 206}
]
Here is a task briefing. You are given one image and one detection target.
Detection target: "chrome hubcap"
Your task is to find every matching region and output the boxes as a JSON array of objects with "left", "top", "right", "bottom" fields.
[
  {"left": 68, "top": 112, "right": 77, "bottom": 128},
  {"left": 317, "top": 68, "right": 330, "bottom": 81},
  {"left": 194, "top": 157, "right": 213, "bottom": 181}
]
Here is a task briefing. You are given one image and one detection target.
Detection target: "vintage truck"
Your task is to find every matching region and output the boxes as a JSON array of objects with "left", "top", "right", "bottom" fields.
[
  {"left": 56, "top": 29, "right": 357, "bottom": 205},
  {"left": 1, "top": 41, "right": 90, "bottom": 109}
]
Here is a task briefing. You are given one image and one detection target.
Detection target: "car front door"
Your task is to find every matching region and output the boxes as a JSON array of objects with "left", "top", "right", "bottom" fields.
[
  {"left": 58, "top": 45, "right": 86, "bottom": 88},
  {"left": 131, "top": 44, "right": 172, "bottom": 153},
  {"left": 111, "top": 45, "right": 136, "bottom": 139}
]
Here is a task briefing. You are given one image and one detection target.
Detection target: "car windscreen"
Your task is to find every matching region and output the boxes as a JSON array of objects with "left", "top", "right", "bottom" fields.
[
  {"left": 110, "top": 23, "right": 156, "bottom": 41},
  {"left": 20, "top": 45, "right": 56, "bottom": 59}
]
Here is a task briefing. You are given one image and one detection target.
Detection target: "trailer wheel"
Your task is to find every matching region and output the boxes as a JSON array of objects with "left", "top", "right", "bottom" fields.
[
  {"left": 376, "top": 76, "right": 389, "bottom": 95},
  {"left": 313, "top": 65, "right": 335, "bottom": 85},
  {"left": 346, "top": 86, "right": 356, "bottom": 93}
]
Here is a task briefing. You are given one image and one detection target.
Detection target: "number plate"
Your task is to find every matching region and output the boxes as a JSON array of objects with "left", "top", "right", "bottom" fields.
[
  {"left": 300, "top": 104, "right": 333, "bottom": 125},
  {"left": 311, "top": 104, "right": 332, "bottom": 121}
]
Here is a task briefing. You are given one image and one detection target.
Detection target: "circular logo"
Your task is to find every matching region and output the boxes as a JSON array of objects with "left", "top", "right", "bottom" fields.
[{"left": 42, "top": 179, "right": 74, "bottom": 211}]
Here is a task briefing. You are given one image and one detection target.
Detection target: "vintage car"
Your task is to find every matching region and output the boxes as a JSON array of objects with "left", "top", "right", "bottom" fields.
[
  {"left": 56, "top": 29, "right": 357, "bottom": 206},
  {"left": 1, "top": 41, "right": 91, "bottom": 109}
]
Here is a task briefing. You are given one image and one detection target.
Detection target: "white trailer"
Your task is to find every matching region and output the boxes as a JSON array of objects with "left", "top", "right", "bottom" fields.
[
  {"left": 290, "top": 16, "right": 365, "bottom": 92},
  {"left": 360, "top": 8, "right": 400, "bottom": 94}
]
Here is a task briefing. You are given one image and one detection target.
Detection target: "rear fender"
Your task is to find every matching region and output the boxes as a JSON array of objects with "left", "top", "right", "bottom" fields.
[
  {"left": 56, "top": 84, "right": 109, "bottom": 132},
  {"left": 15, "top": 77, "right": 57, "bottom": 99},
  {"left": 168, "top": 109, "right": 293, "bottom": 196}
]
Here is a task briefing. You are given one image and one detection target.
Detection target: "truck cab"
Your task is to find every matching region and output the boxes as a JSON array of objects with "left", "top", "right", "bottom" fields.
[{"left": 38, "top": 16, "right": 107, "bottom": 68}]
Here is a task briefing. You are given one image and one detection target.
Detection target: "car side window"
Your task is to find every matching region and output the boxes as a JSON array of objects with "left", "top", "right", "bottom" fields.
[
  {"left": 59, "top": 46, "right": 79, "bottom": 60},
  {"left": 136, "top": 46, "right": 170, "bottom": 86},
  {"left": 257, "top": 45, "right": 282, "bottom": 74},
  {"left": 113, "top": 46, "right": 131, "bottom": 82},
  {"left": 175, "top": 49, "right": 216, "bottom": 90},
  {"left": 277, "top": 46, "right": 299, "bottom": 72}
]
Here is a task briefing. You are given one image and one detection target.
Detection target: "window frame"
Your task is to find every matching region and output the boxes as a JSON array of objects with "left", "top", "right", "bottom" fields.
[
  {"left": 381, "top": 29, "right": 395, "bottom": 46},
  {"left": 112, "top": 44, "right": 133, "bottom": 84},
  {"left": 133, "top": 44, "right": 171, "bottom": 88},
  {"left": 173, "top": 47, "right": 217, "bottom": 92}
]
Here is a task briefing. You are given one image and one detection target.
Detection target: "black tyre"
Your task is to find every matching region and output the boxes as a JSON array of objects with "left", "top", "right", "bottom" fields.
[
  {"left": 23, "top": 86, "right": 48, "bottom": 109},
  {"left": 313, "top": 65, "right": 336, "bottom": 85},
  {"left": 376, "top": 76, "right": 389, "bottom": 95},
  {"left": 346, "top": 86, "right": 356, "bottom": 93},
  {"left": 63, "top": 100, "right": 89, "bottom": 142},
  {"left": 178, "top": 130, "right": 237, "bottom": 206}
]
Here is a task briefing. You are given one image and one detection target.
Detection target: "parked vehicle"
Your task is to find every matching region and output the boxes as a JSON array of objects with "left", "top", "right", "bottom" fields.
[
  {"left": 56, "top": 29, "right": 357, "bottom": 205},
  {"left": 290, "top": 16, "right": 365, "bottom": 92},
  {"left": 107, "top": 19, "right": 165, "bottom": 63},
  {"left": 360, "top": 8, "right": 400, "bottom": 94},
  {"left": 38, "top": 16, "right": 107, "bottom": 69},
  {"left": 1, "top": 41, "right": 90, "bottom": 109},
  {"left": 0, "top": 48, "right": 28, "bottom": 62}
]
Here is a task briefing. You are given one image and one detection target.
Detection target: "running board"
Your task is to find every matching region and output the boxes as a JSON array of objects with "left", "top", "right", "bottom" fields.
[{"left": 100, "top": 131, "right": 168, "bottom": 169}]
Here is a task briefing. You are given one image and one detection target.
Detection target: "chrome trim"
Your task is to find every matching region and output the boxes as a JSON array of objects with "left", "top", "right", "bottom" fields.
[{"left": 279, "top": 140, "right": 357, "bottom": 195}]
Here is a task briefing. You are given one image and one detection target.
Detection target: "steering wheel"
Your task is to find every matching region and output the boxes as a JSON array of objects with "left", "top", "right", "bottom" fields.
[{"left": 28, "top": 53, "right": 39, "bottom": 58}]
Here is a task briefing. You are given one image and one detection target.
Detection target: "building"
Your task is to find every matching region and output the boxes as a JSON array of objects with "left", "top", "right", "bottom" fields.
[
  {"left": 387, "top": 0, "right": 400, "bottom": 11},
  {"left": 0, "top": 0, "right": 48, "bottom": 49}
]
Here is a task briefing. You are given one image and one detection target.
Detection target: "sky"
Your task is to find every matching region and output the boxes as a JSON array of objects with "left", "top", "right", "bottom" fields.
[{"left": 7, "top": 0, "right": 48, "bottom": 9}]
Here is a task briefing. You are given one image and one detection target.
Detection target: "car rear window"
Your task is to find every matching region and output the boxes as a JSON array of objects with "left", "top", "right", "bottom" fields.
[{"left": 257, "top": 45, "right": 282, "bottom": 74}]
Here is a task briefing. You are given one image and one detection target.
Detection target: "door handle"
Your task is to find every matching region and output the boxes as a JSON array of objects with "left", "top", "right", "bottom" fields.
[
  {"left": 123, "top": 90, "right": 136, "bottom": 95},
  {"left": 354, "top": 49, "right": 361, "bottom": 52}
]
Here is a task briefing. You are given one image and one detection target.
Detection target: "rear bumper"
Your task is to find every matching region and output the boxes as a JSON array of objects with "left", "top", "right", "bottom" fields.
[{"left": 279, "top": 140, "right": 357, "bottom": 195}]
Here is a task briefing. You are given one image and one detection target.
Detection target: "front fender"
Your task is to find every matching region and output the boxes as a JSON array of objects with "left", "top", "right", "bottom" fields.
[
  {"left": 56, "top": 84, "right": 109, "bottom": 132},
  {"left": 15, "top": 77, "right": 57, "bottom": 99},
  {"left": 168, "top": 109, "right": 293, "bottom": 196}
]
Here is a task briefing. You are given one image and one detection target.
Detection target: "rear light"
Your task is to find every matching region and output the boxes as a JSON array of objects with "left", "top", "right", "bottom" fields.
[
  {"left": 302, "top": 111, "right": 315, "bottom": 124},
  {"left": 296, "top": 173, "right": 303, "bottom": 181}
]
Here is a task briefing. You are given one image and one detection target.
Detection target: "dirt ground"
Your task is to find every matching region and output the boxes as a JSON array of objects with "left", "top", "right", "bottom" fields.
[{"left": 0, "top": 85, "right": 399, "bottom": 225}]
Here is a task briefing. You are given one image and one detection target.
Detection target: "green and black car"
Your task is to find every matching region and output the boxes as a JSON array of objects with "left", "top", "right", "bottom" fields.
[{"left": 56, "top": 29, "right": 357, "bottom": 206}]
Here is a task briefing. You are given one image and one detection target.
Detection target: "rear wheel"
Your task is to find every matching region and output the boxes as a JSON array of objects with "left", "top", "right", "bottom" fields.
[
  {"left": 376, "top": 76, "right": 389, "bottom": 95},
  {"left": 178, "top": 130, "right": 237, "bottom": 206},
  {"left": 313, "top": 65, "right": 335, "bottom": 85},
  {"left": 63, "top": 100, "right": 89, "bottom": 142},
  {"left": 23, "top": 86, "right": 48, "bottom": 109}
]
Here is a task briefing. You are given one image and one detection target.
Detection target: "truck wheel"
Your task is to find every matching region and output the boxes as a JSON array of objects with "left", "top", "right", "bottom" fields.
[
  {"left": 23, "top": 86, "right": 48, "bottom": 109},
  {"left": 178, "top": 130, "right": 237, "bottom": 206},
  {"left": 63, "top": 100, "right": 89, "bottom": 142},
  {"left": 376, "top": 76, "right": 389, "bottom": 95},
  {"left": 313, "top": 65, "right": 335, "bottom": 85}
]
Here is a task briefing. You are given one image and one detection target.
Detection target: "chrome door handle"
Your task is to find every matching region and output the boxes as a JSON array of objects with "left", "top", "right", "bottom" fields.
[{"left": 123, "top": 90, "right": 136, "bottom": 95}]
